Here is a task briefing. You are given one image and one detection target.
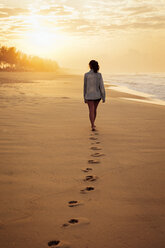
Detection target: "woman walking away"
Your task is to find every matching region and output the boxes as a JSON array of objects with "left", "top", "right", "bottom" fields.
[{"left": 84, "top": 60, "right": 106, "bottom": 131}]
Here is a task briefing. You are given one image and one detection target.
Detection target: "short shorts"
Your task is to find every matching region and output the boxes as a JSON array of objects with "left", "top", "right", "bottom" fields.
[{"left": 86, "top": 98, "right": 101, "bottom": 102}]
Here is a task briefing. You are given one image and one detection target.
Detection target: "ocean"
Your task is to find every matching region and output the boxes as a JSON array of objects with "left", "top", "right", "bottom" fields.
[{"left": 104, "top": 73, "right": 165, "bottom": 104}]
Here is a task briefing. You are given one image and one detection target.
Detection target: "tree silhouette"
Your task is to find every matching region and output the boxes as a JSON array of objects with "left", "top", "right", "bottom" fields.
[{"left": 0, "top": 45, "right": 59, "bottom": 72}]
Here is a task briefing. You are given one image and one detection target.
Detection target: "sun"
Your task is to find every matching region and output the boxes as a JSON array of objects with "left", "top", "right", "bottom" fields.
[
  {"left": 21, "top": 14, "right": 63, "bottom": 58},
  {"left": 24, "top": 29, "right": 56, "bottom": 57},
  {"left": 28, "top": 30, "right": 55, "bottom": 48},
  {"left": 19, "top": 14, "right": 70, "bottom": 59},
  {"left": 23, "top": 27, "right": 69, "bottom": 59}
]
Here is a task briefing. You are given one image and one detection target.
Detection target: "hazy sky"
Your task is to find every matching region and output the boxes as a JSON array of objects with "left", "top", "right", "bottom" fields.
[{"left": 0, "top": 0, "right": 165, "bottom": 73}]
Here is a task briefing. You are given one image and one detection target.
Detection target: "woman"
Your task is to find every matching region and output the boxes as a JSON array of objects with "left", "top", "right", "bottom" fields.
[{"left": 84, "top": 60, "right": 106, "bottom": 131}]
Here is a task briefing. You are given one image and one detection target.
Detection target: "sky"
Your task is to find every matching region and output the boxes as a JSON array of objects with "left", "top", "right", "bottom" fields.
[{"left": 0, "top": 0, "right": 165, "bottom": 73}]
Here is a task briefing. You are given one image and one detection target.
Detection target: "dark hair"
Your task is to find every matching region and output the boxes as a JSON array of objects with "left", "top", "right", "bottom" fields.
[{"left": 89, "top": 60, "right": 99, "bottom": 73}]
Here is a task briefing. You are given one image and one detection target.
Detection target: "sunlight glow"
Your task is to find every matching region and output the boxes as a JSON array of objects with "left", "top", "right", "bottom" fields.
[
  {"left": 22, "top": 14, "right": 68, "bottom": 58},
  {"left": 24, "top": 29, "right": 56, "bottom": 57},
  {"left": 27, "top": 30, "right": 56, "bottom": 48},
  {"left": 21, "top": 14, "right": 63, "bottom": 57}
]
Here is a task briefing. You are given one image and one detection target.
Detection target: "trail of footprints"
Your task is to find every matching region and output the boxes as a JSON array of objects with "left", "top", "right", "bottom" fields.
[{"left": 48, "top": 130, "right": 105, "bottom": 247}]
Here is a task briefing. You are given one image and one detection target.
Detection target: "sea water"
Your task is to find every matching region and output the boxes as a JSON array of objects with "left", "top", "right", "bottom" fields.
[{"left": 104, "top": 73, "right": 165, "bottom": 103}]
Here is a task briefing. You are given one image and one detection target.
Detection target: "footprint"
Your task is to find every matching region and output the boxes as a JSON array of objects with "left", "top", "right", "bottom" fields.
[
  {"left": 90, "top": 147, "right": 101, "bottom": 151},
  {"left": 61, "top": 97, "right": 70, "bottom": 99},
  {"left": 48, "top": 240, "right": 60, "bottom": 246},
  {"left": 91, "top": 152, "right": 104, "bottom": 157},
  {"left": 89, "top": 137, "right": 97, "bottom": 140},
  {"left": 69, "top": 219, "right": 78, "bottom": 224},
  {"left": 68, "top": 200, "right": 83, "bottom": 207},
  {"left": 88, "top": 159, "right": 100, "bottom": 164},
  {"left": 83, "top": 175, "right": 98, "bottom": 182},
  {"left": 91, "top": 141, "right": 100, "bottom": 145},
  {"left": 62, "top": 217, "right": 90, "bottom": 227},
  {"left": 81, "top": 167, "right": 93, "bottom": 173},
  {"left": 48, "top": 240, "right": 70, "bottom": 248},
  {"left": 90, "top": 132, "right": 98, "bottom": 135},
  {"left": 80, "top": 186, "right": 95, "bottom": 194}
]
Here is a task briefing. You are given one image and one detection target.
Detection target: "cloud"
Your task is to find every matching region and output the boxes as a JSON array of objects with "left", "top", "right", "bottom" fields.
[
  {"left": 131, "top": 22, "right": 165, "bottom": 29},
  {"left": 122, "top": 5, "right": 157, "bottom": 15},
  {"left": 37, "top": 6, "right": 72, "bottom": 16},
  {"left": 138, "top": 15, "right": 165, "bottom": 22},
  {"left": 0, "top": 1, "right": 165, "bottom": 40},
  {"left": 0, "top": 7, "right": 30, "bottom": 17},
  {"left": 0, "top": 12, "right": 7, "bottom": 17},
  {"left": 55, "top": 18, "right": 98, "bottom": 34},
  {"left": 103, "top": 22, "right": 165, "bottom": 31},
  {"left": 8, "top": 25, "right": 30, "bottom": 32}
]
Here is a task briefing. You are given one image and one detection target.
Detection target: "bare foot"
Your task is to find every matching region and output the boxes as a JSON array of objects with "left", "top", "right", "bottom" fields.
[{"left": 92, "top": 127, "right": 96, "bottom": 131}]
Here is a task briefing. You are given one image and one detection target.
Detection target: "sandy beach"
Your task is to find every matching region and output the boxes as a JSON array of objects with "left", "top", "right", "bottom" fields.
[{"left": 0, "top": 72, "right": 165, "bottom": 248}]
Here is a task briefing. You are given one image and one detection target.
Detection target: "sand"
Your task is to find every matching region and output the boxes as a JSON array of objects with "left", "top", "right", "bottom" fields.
[{"left": 0, "top": 72, "right": 165, "bottom": 248}]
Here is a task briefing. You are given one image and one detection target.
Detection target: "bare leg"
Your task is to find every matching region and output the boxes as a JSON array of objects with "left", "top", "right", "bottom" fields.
[
  {"left": 87, "top": 101, "right": 95, "bottom": 130},
  {"left": 94, "top": 100, "right": 100, "bottom": 123}
]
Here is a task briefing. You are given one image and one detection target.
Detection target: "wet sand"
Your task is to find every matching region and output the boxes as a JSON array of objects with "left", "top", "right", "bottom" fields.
[{"left": 0, "top": 72, "right": 165, "bottom": 248}]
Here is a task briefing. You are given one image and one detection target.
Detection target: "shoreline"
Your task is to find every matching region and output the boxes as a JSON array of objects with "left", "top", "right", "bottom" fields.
[
  {"left": 105, "top": 83, "right": 165, "bottom": 106},
  {"left": 103, "top": 72, "right": 165, "bottom": 106}
]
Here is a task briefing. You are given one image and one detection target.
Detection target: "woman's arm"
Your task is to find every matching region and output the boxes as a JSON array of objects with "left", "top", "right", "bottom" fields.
[
  {"left": 99, "top": 74, "right": 106, "bottom": 102},
  {"left": 83, "top": 73, "right": 87, "bottom": 103}
]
